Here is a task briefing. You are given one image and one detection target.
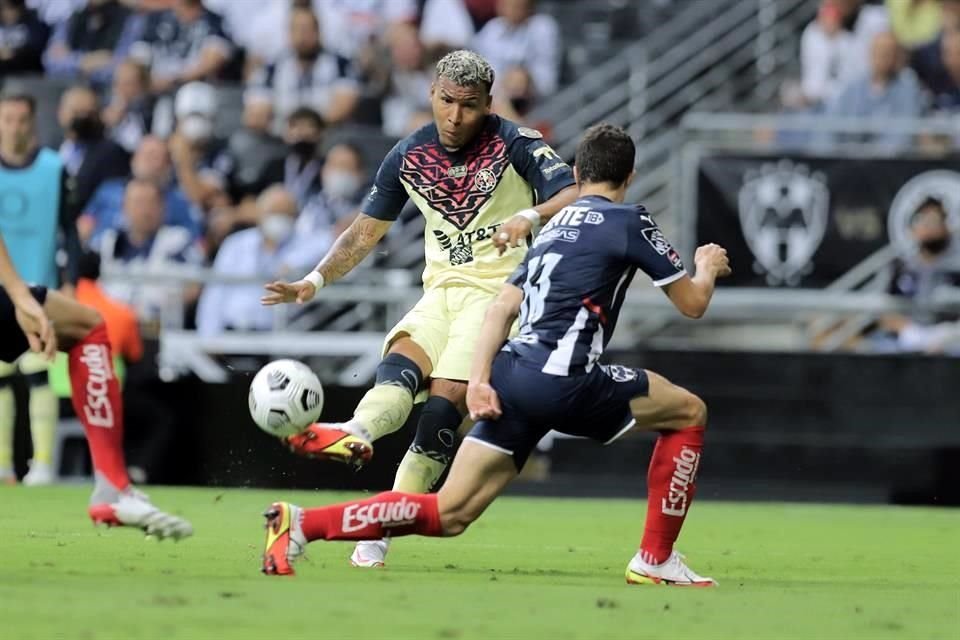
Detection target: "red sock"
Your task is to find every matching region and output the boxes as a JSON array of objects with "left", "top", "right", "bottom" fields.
[
  {"left": 301, "top": 491, "right": 442, "bottom": 541},
  {"left": 68, "top": 323, "right": 129, "bottom": 491},
  {"left": 639, "top": 426, "right": 705, "bottom": 565}
]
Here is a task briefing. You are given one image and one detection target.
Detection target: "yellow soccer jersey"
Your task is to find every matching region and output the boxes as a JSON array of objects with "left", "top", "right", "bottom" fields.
[{"left": 363, "top": 116, "right": 575, "bottom": 292}]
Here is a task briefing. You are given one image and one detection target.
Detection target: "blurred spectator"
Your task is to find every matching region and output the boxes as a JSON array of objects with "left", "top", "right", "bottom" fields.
[
  {"left": 57, "top": 84, "right": 129, "bottom": 209},
  {"left": 81, "top": 135, "right": 201, "bottom": 245},
  {"left": 0, "top": 0, "right": 49, "bottom": 75},
  {"left": 382, "top": 23, "right": 433, "bottom": 137},
  {"left": 464, "top": 0, "right": 498, "bottom": 29},
  {"left": 130, "top": 0, "right": 232, "bottom": 95},
  {"left": 42, "top": 0, "right": 143, "bottom": 89},
  {"left": 876, "top": 197, "right": 960, "bottom": 354},
  {"left": 420, "top": 0, "right": 475, "bottom": 50},
  {"left": 930, "top": 30, "right": 960, "bottom": 109},
  {"left": 101, "top": 58, "right": 153, "bottom": 152},
  {"left": 795, "top": 0, "right": 889, "bottom": 109},
  {"left": 95, "top": 178, "right": 202, "bottom": 322},
  {"left": 197, "top": 186, "right": 328, "bottom": 336},
  {"left": 226, "top": 93, "right": 286, "bottom": 201},
  {"left": 492, "top": 65, "right": 538, "bottom": 126},
  {"left": 823, "top": 32, "right": 924, "bottom": 150},
  {"left": 25, "top": 0, "right": 84, "bottom": 26},
  {"left": 249, "top": 106, "right": 325, "bottom": 208},
  {"left": 886, "top": 0, "right": 942, "bottom": 48},
  {"left": 911, "top": 0, "right": 960, "bottom": 93},
  {"left": 204, "top": 0, "right": 289, "bottom": 75},
  {"left": 799, "top": 1, "right": 856, "bottom": 107},
  {"left": 248, "top": 6, "right": 359, "bottom": 127},
  {"left": 473, "top": 0, "right": 560, "bottom": 97},
  {"left": 167, "top": 82, "right": 234, "bottom": 212},
  {"left": 314, "top": 0, "right": 417, "bottom": 63},
  {"left": 300, "top": 141, "right": 367, "bottom": 238}
]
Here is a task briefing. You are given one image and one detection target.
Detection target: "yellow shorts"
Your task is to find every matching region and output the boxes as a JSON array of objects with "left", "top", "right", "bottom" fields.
[
  {"left": 383, "top": 285, "right": 510, "bottom": 382},
  {"left": 0, "top": 352, "right": 50, "bottom": 377}
]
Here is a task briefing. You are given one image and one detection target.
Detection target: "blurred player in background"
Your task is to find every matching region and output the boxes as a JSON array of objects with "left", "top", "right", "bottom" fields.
[
  {"left": 261, "top": 125, "right": 731, "bottom": 585},
  {"left": 0, "top": 91, "right": 81, "bottom": 485},
  {"left": 262, "top": 50, "right": 578, "bottom": 567},
  {"left": 0, "top": 228, "right": 191, "bottom": 539}
]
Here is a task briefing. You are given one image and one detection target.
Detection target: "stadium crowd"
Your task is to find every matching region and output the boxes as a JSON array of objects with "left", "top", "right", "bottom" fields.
[{"left": 0, "top": 0, "right": 563, "bottom": 335}]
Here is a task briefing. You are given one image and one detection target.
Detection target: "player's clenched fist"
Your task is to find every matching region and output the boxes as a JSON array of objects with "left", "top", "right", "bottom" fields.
[
  {"left": 694, "top": 243, "right": 732, "bottom": 278},
  {"left": 261, "top": 279, "right": 317, "bottom": 306},
  {"left": 467, "top": 381, "right": 502, "bottom": 421}
]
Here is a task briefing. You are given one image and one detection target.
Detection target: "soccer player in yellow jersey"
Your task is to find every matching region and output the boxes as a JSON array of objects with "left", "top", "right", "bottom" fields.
[{"left": 261, "top": 50, "right": 577, "bottom": 566}]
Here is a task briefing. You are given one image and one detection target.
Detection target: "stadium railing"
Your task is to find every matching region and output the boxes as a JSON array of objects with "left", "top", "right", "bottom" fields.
[{"left": 100, "top": 263, "right": 960, "bottom": 384}]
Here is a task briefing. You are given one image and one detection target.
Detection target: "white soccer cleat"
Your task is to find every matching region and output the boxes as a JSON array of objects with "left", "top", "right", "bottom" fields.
[
  {"left": 22, "top": 460, "right": 54, "bottom": 486},
  {"left": 625, "top": 551, "right": 717, "bottom": 587},
  {"left": 88, "top": 488, "right": 194, "bottom": 541},
  {"left": 350, "top": 539, "right": 389, "bottom": 568}
]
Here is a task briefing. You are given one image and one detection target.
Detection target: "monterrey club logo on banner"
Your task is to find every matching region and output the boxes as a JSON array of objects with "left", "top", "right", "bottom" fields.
[
  {"left": 737, "top": 160, "right": 830, "bottom": 286},
  {"left": 888, "top": 170, "right": 960, "bottom": 256}
]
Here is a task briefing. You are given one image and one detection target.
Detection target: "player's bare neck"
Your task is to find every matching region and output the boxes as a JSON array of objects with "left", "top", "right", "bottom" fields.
[
  {"left": 0, "top": 146, "right": 31, "bottom": 168},
  {"left": 579, "top": 183, "right": 626, "bottom": 204}
]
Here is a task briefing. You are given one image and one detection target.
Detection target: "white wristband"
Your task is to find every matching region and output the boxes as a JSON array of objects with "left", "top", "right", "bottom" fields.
[
  {"left": 303, "top": 270, "right": 325, "bottom": 290},
  {"left": 517, "top": 208, "right": 542, "bottom": 231}
]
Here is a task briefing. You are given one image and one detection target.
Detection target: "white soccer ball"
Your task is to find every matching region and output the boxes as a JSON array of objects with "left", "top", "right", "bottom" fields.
[{"left": 248, "top": 359, "right": 324, "bottom": 437}]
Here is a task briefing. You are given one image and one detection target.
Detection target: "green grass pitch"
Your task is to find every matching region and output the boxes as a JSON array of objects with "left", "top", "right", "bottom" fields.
[{"left": 1, "top": 486, "right": 957, "bottom": 639}]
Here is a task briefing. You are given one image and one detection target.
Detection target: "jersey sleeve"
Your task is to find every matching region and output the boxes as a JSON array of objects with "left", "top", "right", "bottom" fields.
[
  {"left": 362, "top": 142, "right": 408, "bottom": 221},
  {"left": 624, "top": 208, "right": 687, "bottom": 287},
  {"left": 506, "top": 130, "right": 575, "bottom": 203}
]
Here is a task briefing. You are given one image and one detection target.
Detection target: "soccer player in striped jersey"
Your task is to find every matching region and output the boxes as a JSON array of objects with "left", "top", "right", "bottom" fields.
[{"left": 261, "top": 124, "right": 731, "bottom": 585}]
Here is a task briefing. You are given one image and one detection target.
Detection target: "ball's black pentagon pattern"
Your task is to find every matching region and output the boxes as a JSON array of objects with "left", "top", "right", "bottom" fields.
[
  {"left": 267, "top": 408, "right": 290, "bottom": 429},
  {"left": 300, "top": 389, "right": 322, "bottom": 412},
  {"left": 267, "top": 370, "right": 290, "bottom": 391}
]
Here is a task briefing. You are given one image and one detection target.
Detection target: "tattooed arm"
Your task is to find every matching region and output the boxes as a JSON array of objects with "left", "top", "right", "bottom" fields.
[{"left": 261, "top": 214, "right": 393, "bottom": 305}]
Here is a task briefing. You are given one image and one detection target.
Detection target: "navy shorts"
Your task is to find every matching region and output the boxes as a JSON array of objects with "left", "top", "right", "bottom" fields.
[
  {"left": 0, "top": 286, "right": 48, "bottom": 363},
  {"left": 467, "top": 350, "right": 649, "bottom": 469}
]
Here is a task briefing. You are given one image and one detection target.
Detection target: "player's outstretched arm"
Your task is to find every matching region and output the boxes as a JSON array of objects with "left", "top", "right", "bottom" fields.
[
  {"left": 0, "top": 233, "right": 57, "bottom": 358},
  {"left": 466, "top": 284, "right": 523, "bottom": 420},
  {"left": 494, "top": 185, "right": 579, "bottom": 254},
  {"left": 262, "top": 214, "right": 393, "bottom": 306},
  {"left": 663, "top": 243, "right": 732, "bottom": 319}
]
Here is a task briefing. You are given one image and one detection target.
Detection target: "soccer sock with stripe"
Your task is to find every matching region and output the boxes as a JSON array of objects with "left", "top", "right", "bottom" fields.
[
  {"left": 68, "top": 322, "right": 130, "bottom": 494},
  {"left": 639, "top": 426, "right": 705, "bottom": 565},
  {"left": 301, "top": 491, "right": 443, "bottom": 541}
]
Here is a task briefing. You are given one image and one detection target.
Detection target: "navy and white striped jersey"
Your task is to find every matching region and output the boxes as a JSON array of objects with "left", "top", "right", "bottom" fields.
[{"left": 506, "top": 195, "right": 686, "bottom": 376}]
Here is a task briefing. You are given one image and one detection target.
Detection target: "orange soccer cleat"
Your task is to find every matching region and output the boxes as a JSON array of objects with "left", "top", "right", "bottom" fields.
[{"left": 285, "top": 424, "right": 373, "bottom": 467}]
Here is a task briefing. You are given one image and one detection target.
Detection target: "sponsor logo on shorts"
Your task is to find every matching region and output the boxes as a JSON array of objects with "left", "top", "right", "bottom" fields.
[
  {"left": 342, "top": 498, "right": 421, "bottom": 533},
  {"left": 662, "top": 446, "right": 700, "bottom": 517},
  {"left": 80, "top": 344, "right": 114, "bottom": 429}
]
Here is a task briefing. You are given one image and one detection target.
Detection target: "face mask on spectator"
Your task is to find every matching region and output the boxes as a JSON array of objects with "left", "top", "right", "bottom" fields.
[
  {"left": 260, "top": 213, "right": 295, "bottom": 244},
  {"left": 290, "top": 139, "right": 317, "bottom": 158},
  {"left": 323, "top": 170, "right": 361, "bottom": 200},
  {"left": 920, "top": 236, "right": 950, "bottom": 255},
  {"left": 70, "top": 114, "right": 103, "bottom": 141},
  {"left": 180, "top": 115, "right": 213, "bottom": 142}
]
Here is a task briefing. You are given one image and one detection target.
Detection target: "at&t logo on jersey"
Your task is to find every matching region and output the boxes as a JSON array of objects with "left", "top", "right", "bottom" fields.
[{"left": 433, "top": 223, "right": 504, "bottom": 266}]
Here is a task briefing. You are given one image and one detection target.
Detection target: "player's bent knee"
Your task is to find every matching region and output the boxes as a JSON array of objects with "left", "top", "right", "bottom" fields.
[
  {"left": 440, "top": 506, "right": 478, "bottom": 537},
  {"left": 684, "top": 393, "right": 708, "bottom": 427},
  {"left": 375, "top": 353, "right": 425, "bottom": 397}
]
